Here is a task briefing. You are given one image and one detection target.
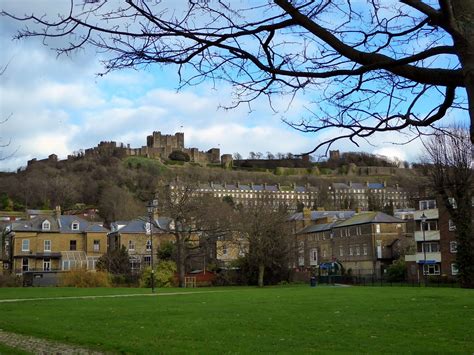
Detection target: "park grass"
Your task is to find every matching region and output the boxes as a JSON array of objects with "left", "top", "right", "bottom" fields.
[{"left": 0, "top": 286, "right": 472, "bottom": 354}]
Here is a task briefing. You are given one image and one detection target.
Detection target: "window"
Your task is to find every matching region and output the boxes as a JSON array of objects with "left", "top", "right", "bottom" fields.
[
  {"left": 349, "top": 247, "right": 353, "bottom": 256},
  {"left": 419, "top": 200, "right": 436, "bottom": 210},
  {"left": 69, "top": 240, "right": 77, "bottom": 251},
  {"left": 375, "top": 224, "right": 381, "bottom": 234},
  {"left": 339, "top": 246, "right": 344, "bottom": 257},
  {"left": 310, "top": 249, "right": 318, "bottom": 263},
  {"left": 22, "top": 239, "right": 30, "bottom": 252},
  {"left": 422, "top": 242, "right": 439, "bottom": 253},
  {"left": 448, "top": 219, "right": 456, "bottom": 231},
  {"left": 451, "top": 263, "right": 459, "bottom": 276},
  {"left": 222, "top": 244, "right": 227, "bottom": 255},
  {"left": 143, "top": 256, "right": 151, "bottom": 267},
  {"left": 323, "top": 249, "right": 327, "bottom": 258},
  {"left": 448, "top": 197, "right": 457, "bottom": 209},
  {"left": 71, "top": 221, "right": 80, "bottom": 231},
  {"left": 93, "top": 240, "right": 100, "bottom": 252},
  {"left": 62, "top": 260, "right": 70, "bottom": 271},
  {"left": 145, "top": 222, "right": 151, "bottom": 235},
  {"left": 42, "top": 220, "right": 51, "bottom": 231},
  {"left": 128, "top": 240, "right": 135, "bottom": 251},
  {"left": 420, "top": 220, "right": 438, "bottom": 231},
  {"left": 450, "top": 241, "right": 458, "bottom": 253},
  {"left": 363, "top": 244, "right": 368, "bottom": 256},
  {"left": 43, "top": 258, "right": 51, "bottom": 271},
  {"left": 423, "top": 264, "right": 440, "bottom": 275},
  {"left": 146, "top": 240, "right": 152, "bottom": 251},
  {"left": 44, "top": 240, "right": 51, "bottom": 252},
  {"left": 356, "top": 246, "right": 360, "bottom": 256},
  {"left": 22, "top": 257, "right": 29, "bottom": 272}
]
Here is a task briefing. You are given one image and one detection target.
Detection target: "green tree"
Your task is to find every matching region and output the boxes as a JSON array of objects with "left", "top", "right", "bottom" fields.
[{"left": 169, "top": 150, "right": 190, "bottom": 162}]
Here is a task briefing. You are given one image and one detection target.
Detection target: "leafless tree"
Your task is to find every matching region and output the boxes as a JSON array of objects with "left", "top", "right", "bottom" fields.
[
  {"left": 3, "top": 1, "right": 472, "bottom": 152},
  {"left": 423, "top": 127, "right": 473, "bottom": 287},
  {"left": 155, "top": 183, "right": 233, "bottom": 287},
  {"left": 237, "top": 202, "right": 293, "bottom": 287}
]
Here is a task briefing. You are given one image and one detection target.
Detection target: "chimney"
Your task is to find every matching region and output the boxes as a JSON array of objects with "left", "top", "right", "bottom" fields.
[
  {"left": 263, "top": 183, "right": 267, "bottom": 190},
  {"left": 250, "top": 182, "right": 254, "bottom": 189},
  {"left": 236, "top": 181, "right": 240, "bottom": 188},
  {"left": 383, "top": 180, "right": 387, "bottom": 188},
  {"left": 55, "top": 206, "right": 61, "bottom": 219},
  {"left": 303, "top": 207, "right": 311, "bottom": 220},
  {"left": 277, "top": 183, "right": 281, "bottom": 190},
  {"left": 292, "top": 183, "right": 296, "bottom": 190},
  {"left": 366, "top": 181, "right": 369, "bottom": 187},
  {"left": 348, "top": 181, "right": 352, "bottom": 187},
  {"left": 210, "top": 181, "right": 214, "bottom": 188}
]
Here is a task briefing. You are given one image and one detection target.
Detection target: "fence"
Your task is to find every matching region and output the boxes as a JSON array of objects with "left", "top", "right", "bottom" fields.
[{"left": 317, "top": 275, "right": 460, "bottom": 288}]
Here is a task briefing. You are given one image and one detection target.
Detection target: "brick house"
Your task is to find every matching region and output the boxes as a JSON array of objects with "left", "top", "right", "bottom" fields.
[
  {"left": 405, "top": 198, "right": 459, "bottom": 281},
  {"left": 296, "top": 211, "right": 408, "bottom": 278}
]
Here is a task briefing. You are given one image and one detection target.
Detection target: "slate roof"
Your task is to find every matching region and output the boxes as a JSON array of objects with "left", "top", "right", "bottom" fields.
[
  {"left": 197, "top": 182, "right": 315, "bottom": 192},
  {"left": 7, "top": 215, "right": 109, "bottom": 233},
  {"left": 109, "top": 217, "right": 173, "bottom": 234},
  {"left": 289, "top": 210, "right": 356, "bottom": 221},
  {"left": 297, "top": 222, "right": 336, "bottom": 234},
  {"left": 333, "top": 212, "right": 404, "bottom": 228}
]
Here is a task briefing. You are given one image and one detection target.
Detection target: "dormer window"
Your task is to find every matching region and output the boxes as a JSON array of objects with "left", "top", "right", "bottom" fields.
[
  {"left": 42, "top": 220, "right": 51, "bottom": 231},
  {"left": 71, "top": 221, "right": 80, "bottom": 231}
]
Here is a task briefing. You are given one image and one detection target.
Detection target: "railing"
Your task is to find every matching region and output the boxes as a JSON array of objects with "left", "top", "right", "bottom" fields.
[{"left": 317, "top": 275, "right": 460, "bottom": 288}]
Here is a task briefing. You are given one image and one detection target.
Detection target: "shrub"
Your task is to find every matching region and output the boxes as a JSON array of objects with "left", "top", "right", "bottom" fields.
[
  {"left": 0, "top": 274, "right": 22, "bottom": 287},
  {"left": 169, "top": 150, "right": 190, "bottom": 162},
  {"left": 386, "top": 259, "right": 407, "bottom": 282},
  {"left": 59, "top": 269, "right": 111, "bottom": 287},
  {"left": 140, "top": 260, "right": 177, "bottom": 288}
]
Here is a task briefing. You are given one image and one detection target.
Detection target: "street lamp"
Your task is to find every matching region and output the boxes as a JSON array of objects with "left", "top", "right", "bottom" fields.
[
  {"left": 147, "top": 199, "right": 159, "bottom": 293},
  {"left": 420, "top": 212, "right": 427, "bottom": 285}
]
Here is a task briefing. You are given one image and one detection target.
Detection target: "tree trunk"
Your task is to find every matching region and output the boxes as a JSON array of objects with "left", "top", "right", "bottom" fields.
[
  {"left": 451, "top": 0, "right": 474, "bottom": 144},
  {"left": 176, "top": 234, "right": 186, "bottom": 288},
  {"left": 258, "top": 264, "right": 265, "bottom": 287}
]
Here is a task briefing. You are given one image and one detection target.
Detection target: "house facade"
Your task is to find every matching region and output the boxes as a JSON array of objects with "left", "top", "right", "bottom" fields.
[
  {"left": 404, "top": 198, "right": 459, "bottom": 281},
  {"left": 108, "top": 217, "right": 175, "bottom": 273},
  {"left": 296, "top": 212, "right": 408, "bottom": 278},
  {"left": 1, "top": 214, "right": 108, "bottom": 274}
]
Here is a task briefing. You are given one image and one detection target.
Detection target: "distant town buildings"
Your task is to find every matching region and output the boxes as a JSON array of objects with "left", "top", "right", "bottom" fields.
[{"left": 188, "top": 180, "right": 409, "bottom": 212}]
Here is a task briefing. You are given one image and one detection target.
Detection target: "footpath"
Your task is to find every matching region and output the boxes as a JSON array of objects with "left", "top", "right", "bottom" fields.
[{"left": 0, "top": 329, "right": 104, "bottom": 354}]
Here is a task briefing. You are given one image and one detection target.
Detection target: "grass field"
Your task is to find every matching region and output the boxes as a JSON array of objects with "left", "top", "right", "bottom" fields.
[{"left": 0, "top": 285, "right": 473, "bottom": 354}]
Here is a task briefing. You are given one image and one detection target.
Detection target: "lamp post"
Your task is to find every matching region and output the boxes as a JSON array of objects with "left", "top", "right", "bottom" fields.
[
  {"left": 420, "top": 212, "right": 427, "bottom": 285},
  {"left": 147, "top": 199, "right": 159, "bottom": 293}
]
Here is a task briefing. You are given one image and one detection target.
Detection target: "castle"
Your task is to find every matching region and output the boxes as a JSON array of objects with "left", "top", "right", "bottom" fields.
[{"left": 82, "top": 131, "right": 224, "bottom": 164}]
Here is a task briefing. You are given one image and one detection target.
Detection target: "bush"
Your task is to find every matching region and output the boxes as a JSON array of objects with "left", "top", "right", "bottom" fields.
[
  {"left": 169, "top": 150, "right": 190, "bottom": 162},
  {"left": 59, "top": 269, "right": 111, "bottom": 287},
  {"left": 140, "top": 260, "right": 177, "bottom": 288},
  {"left": 0, "top": 274, "right": 22, "bottom": 287},
  {"left": 386, "top": 259, "right": 407, "bottom": 282}
]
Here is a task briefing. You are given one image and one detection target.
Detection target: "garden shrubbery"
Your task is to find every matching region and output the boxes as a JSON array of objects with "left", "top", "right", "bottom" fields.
[
  {"left": 140, "top": 260, "right": 177, "bottom": 288},
  {"left": 59, "top": 269, "right": 111, "bottom": 287}
]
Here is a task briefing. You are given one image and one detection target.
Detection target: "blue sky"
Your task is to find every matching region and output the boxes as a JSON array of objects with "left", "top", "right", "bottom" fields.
[{"left": 0, "top": 0, "right": 464, "bottom": 171}]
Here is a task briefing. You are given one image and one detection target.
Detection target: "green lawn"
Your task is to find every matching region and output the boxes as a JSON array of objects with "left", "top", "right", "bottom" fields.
[{"left": 0, "top": 286, "right": 472, "bottom": 353}]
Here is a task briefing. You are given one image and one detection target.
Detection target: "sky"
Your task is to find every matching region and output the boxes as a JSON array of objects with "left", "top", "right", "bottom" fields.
[{"left": 0, "top": 0, "right": 462, "bottom": 172}]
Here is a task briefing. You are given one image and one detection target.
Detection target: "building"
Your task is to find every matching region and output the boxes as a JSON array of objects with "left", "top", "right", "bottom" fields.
[
  {"left": 404, "top": 198, "right": 458, "bottom": 281},
  {"left": 191, "top": 182, "right": 320, "bottom": 212},
  {"left": 296, "top": 211, "right": 408, "bottom": 278},
  {"left": 329, "top": 181, "right": 409, "bottom": 210},
  {"left": 83, "top": 131, "right": 222, "bottom": 164},
  {"left": 108, "top": 217, "right": 175, "bottom": 273},
  {"left": 1, "top": 214, "right": 108, "bottom": 274}
]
